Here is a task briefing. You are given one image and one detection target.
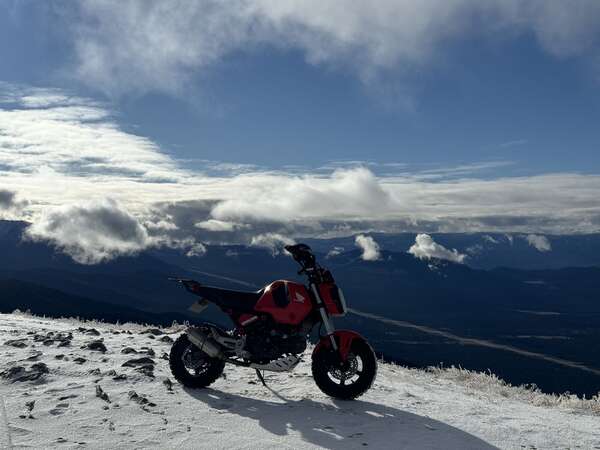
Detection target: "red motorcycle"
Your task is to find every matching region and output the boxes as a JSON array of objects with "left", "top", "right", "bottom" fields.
[{"left": 169, "top": 243, "right": 377, "bottom": 399}]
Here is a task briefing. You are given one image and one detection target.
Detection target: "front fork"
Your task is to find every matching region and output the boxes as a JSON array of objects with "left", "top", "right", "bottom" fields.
[{"left": 310, "top": 283, "right": 338, "bottom": 351}]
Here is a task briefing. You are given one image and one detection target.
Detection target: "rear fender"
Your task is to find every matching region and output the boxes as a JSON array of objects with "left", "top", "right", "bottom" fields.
[{"left": 313, "top": 330, "right": 365, "bottom": 361}]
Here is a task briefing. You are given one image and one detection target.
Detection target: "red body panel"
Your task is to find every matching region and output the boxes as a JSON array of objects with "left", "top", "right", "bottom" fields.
[
  {"left": 313, "top": 330, "right": 365, "bottom": 361},
  {"left": 254, "top": 280, "right": 312, "bottom": 325},
  {"left": 318, "top": 283, "right": 344, "bottom": 316}
]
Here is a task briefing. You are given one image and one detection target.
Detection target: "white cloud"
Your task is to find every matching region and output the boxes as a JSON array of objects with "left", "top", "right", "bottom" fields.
[
  {"left": 0, "top": 189, "right": 17, "bottom": 210},
  {"left": 23, "top": 198, "right": 208, "bottom": 264},
  {"left": 144, "top": 218, "right": 179, "bottom": 231},
  {"left": 185, "top": 242, "right": 207, "bottom": 258},
  {"left": 194, "top": 219, "right": 249, "bottom": 232},
  {"left": 524, "top": 234, "right": 552, "bottom": 252},
  {"left": 209, "top": 167, "right": 392, "bottom": 223},
  {"left": 326, "top": 246, "right": 345, "bottom": 258},
  {"left": 408, "top": 234, "right": 466, "bottom": 264},
  {"left": 3, "top": 85, "right": 600, "bottom": 258},
  {"left": 0, "top": 189, "right": 28, "bottom": 219},
  {"left": 25, "top": 199, "right": 151, "bottom": 264},
  {"left": 482, "top": 235, "right": 499, "bottom": 244},
  {"left": 250, "top": 233, "right": 295, "bottom": 255},
  {"left": 61, "top": 1, "right": 600, "bottom": 97},
  {"left": 355, "top": 234, "right": 381, "bottom": 261}
]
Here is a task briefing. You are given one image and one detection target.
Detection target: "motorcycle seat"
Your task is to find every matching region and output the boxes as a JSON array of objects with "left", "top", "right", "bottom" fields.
[{"left": 193, "top": 284, "right": 263, "bottom": 313}]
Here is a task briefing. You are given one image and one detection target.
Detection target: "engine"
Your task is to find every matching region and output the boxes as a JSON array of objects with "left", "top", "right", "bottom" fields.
[{"left": 244, "top": 321, "right": 307, "bottom": 363}]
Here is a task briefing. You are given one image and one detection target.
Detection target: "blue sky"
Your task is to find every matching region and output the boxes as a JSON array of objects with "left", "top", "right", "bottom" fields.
[
  {"left": 1, "top": 1, "right": 600, "bottom": 261},
  {"left": 2, "top": 1, "right": 600, "bottom": 174}
]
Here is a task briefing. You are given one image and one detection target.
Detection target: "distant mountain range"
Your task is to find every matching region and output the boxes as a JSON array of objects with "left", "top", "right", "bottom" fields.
[
  {"left": 2, "top": 219, "right": 600, "bottom": 395},
  {"left": 0, "top": 278, "right": 192, "bottom": 326},
  {"left": 304, "top": 232, "right": 600, "bottom": 270}
]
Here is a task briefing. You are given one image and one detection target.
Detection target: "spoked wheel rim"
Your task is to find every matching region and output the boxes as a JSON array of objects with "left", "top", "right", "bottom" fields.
[
  {"left": 181, "top": 343, "right": 211, "bottom": 377},
  {"left": 312, "top": 338, "right": 377, "bottom": 399},
  {"left": 326, "top": 352, "right": 364, "bottom": 386}
]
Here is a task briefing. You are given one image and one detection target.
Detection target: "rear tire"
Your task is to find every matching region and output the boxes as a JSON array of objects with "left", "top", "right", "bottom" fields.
[
  {"left": 169, "top": 333, "right": 225, "bottom": 389},
  {"left": 312, "top": 338, "right": 377, "bottom": 400}
]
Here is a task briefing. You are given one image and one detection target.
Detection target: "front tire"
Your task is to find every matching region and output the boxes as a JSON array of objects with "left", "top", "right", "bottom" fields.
[
  {"left": 312, "top": 338, "right": 377, "bottom": 400},
  {"left": 169, "top": 333, "right": 225, "bottom": 389}
]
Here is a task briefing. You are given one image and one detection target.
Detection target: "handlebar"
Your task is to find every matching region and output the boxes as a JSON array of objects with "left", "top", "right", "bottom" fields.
[{"left": 284, "top": 243, "right": 316, "bottom": 269}]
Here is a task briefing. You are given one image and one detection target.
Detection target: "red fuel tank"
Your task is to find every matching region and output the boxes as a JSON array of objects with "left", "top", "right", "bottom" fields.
[{"left": 254, "top": 280, "right": 313, "bottom": 325}]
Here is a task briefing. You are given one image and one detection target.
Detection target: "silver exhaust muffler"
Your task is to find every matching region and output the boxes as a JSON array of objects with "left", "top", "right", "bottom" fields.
[{"left": 186, "top": 328, "right": 223, "bottom": 359}]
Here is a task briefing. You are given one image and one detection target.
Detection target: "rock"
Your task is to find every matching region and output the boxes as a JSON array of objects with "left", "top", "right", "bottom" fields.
[
  {"left": 1, "top": 363, "right": 49, "bottom": 382},
  {"left": 33, "top": 332, "right": 72, "bottom": 347},
  {"left": 31, "top": 362, "right": 49, "bottom": 374},
  {"left": 5, "top": 339, "right": 28, "bottom": 348},
  {"left": 121, "top": 347, "right": 138, "bottom": 354},
  {"left": 25, "top": 400, "right": 35, "bottom": 412},
  {"left": 112, "top": 374, "right": 127, "bottom": 381},
  {"left": 135, "top": 365, "right": 155, "bottom": 377},
  {"left": 160, "top": 352, "right": 169, "bottom": 360},
  {"left": 85, "top": 340, "right": 107, "bottom": 353},
  {"left": 163, "top": 378, "right": 173, "bottom": 391},
  {"left": 142, "top": 328, "right": 163, "bottom": 336},
  {"left": 25, "top": 351, "right": 43, "bottom": 361},
  {"left": 77, "top": 327, "right": 100, "bottom": 336},
  {"left": 128, "top": 390, "right": 156, "bottom": 407},
  {"left": 1, "top": 366, "right": 26, "bottom": 380},
  {"left": 95, "top": 385, "right": 110, "bottom": 403},
  {"left": 33, "top": 333, "right": 51, "bottom": 342},
  {"left": 73, "top": 357, "right": 87, "bottom": 365},
  {"left": 88, "top": 368, "right": 101, "bottom": 376},
  {"left": 55, "top": 354, "right": 65, "bottom": 360},
  {"left": 140, "top": 347, "right": 155, "bottom": 357},
  {"left": 122, "top": 357, "right": 155, "bottom": 368},
  {"left": 159, "top": 335, "right": 174, "bottom": 344},
  {"left": 104, "top": 369, "right": 117, "bottom": 376}
]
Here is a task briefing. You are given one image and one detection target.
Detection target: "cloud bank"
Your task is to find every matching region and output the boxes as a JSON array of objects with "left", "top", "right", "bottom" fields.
[
  {"left": 524, "top": 234, "right": 552, "bottom": 252},
  {"left": 408, "top": 234, "right": 467, "bottom": 264},
  {"left": 2, "top": 84, "right": 600, "bottom": 262},
  {"left": 25, "top": 199, "right": 151, "bottom": 264},
  {"left": 0, "top": 189, "right": 27, "bottom": 217},
  {"left": 60, "top": 0, "right": 600, "bottom": 97},
  {"left": 355, "top": 235, "right": 381, "bottom": 261},
  {"left": 251, "top": 233, "right": 295, "bottom": 255},
  {"left": 0, "top": 189, "right": 17, "bottom": 210}
]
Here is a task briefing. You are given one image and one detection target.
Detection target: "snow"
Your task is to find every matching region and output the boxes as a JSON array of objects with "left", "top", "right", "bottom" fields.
[{"left": 1, "top": 313, "right": 599, "bottom": 449}]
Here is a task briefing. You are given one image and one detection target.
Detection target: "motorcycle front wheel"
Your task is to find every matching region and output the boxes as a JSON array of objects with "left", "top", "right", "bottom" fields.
[{"left": 311, "top": 337, "right": 377, "bottom": 400}]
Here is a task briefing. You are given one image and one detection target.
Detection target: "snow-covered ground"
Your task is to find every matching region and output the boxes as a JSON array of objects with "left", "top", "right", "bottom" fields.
[{"left": 1, "top": 313, "right": 599, "bottom": 450}]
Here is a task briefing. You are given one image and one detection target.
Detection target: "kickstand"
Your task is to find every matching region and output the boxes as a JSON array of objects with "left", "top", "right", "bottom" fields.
[{"left": 255, "top": 369, "right": 267, "bottom": 386}]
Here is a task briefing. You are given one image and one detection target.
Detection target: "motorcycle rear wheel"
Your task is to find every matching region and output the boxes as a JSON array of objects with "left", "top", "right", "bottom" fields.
[
  {"left": 312, "top": 338, "right": 377, "bottom": 400},
  {"left": 169, "top": 333, "right": 225, "bottom": 388}
]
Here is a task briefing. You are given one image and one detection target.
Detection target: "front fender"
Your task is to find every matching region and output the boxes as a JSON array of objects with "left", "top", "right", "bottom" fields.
[{"left": 312, "top": 330, "right": 365, "bottom": 361}]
